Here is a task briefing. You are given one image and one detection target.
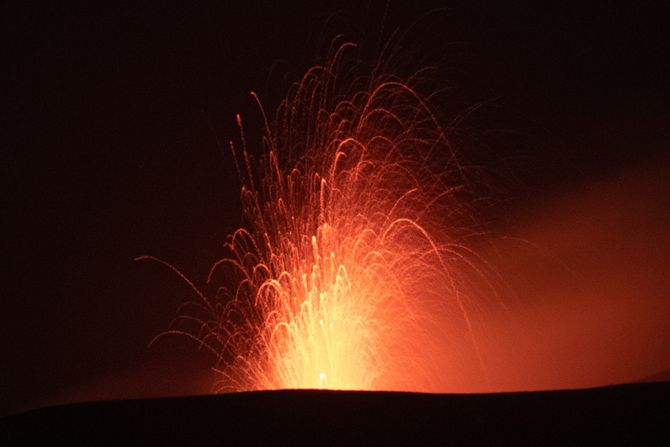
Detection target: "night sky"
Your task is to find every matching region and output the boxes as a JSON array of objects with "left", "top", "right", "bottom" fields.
[{"left": 4, "top": 2, "right": 669, "bottom": 416}]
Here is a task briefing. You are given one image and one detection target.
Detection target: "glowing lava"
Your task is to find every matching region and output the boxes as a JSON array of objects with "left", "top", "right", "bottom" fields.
[{"left": 151, "top": 42, "right": 487, "bottom": 392}]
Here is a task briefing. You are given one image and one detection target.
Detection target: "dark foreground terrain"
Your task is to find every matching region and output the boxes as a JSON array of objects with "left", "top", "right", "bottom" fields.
[{"left": 2, "top": 382, "right": 668, "bottom": 445}]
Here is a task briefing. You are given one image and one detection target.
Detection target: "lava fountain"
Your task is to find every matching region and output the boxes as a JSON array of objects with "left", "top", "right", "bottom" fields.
[{"left": 144, "top": 42, "right": 492, "bottom": 393}]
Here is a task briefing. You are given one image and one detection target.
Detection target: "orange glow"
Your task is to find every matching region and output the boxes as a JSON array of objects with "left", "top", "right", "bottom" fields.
[
  {"left": 151, "top": 42, "right": 493, "bottom": 392},
  {"left": 138, "top": 43, "right": 670, "bottom": 396}
]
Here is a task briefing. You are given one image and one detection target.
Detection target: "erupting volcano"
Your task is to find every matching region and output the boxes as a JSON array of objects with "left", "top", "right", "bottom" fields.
[
  {"left": 142, "top": 41, "right": 494, "bottom": 393},
  {"left": 6, "top": 5, "right": 670, "bottom": 443}
]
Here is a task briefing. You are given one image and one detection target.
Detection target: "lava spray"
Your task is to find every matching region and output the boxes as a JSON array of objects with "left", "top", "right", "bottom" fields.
[{"left": 142, "top": 40, "right": 494, "bottom": 392}]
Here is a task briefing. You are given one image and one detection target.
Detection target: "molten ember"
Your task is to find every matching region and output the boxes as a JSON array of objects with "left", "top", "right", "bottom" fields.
[{"left": 147, "top": 42, "right": 489, "bottom": 392}]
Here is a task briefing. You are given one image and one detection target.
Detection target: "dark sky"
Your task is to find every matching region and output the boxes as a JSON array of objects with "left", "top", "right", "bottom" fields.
[{"left": 4, "top": 1, "right": 669, "bottom": 416}]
